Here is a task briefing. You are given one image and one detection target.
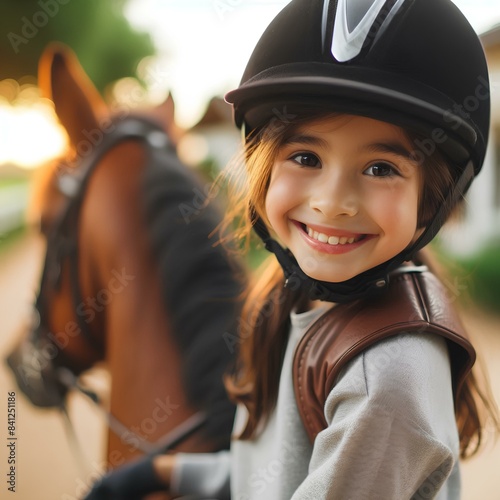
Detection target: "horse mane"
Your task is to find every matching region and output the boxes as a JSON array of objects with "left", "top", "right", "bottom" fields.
[{"left": 140, "top": 128, "right": 246, "bottom": 449}]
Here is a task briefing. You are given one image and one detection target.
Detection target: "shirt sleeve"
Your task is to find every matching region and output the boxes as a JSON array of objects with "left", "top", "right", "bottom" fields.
[
  {"left": 291, "top": 332, "right": 459, "bottom": 500},
  {"left": 169, "top": 450, "right": 231, "bottom": 499}
]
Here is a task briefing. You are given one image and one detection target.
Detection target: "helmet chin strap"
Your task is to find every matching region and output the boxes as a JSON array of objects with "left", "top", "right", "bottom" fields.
[{"left": 252, "top": 160, "right": 475, "bottom": 303}]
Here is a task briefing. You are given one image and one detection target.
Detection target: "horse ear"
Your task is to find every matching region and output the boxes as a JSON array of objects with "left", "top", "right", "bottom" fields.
[
  {"left": 38, "top": 42, "right": 107, "bottom": 149},
  {"left": 150, "top": 93, "right": 176, "bottom": 128},
  {"left": 150, "top": 93, "right": 184, "bottom": 143}
]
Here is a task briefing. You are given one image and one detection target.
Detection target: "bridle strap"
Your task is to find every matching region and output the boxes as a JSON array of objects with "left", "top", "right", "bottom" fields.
[
  {"left": 57, "top": 367, "right": 210, "bottom": 458},
  {"left": 33, "top": 116, "right": 228, "bottom": 455},
  {"left": 35, "top": 116, "right": 175, "bottom": 356}
]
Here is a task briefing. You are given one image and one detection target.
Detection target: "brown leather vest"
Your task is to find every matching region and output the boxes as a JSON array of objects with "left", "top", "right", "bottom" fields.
[{"left": 292, "top": 267, "right": 476, "bottom": 443}]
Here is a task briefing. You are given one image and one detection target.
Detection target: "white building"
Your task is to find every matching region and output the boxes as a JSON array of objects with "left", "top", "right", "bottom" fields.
[{"left": 441, "top": 22, "right": 500, "bottom": 255}]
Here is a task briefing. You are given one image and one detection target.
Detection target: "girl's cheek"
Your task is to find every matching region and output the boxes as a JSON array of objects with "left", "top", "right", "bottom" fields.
[
  {"left": 265, "top": 173, "right": 297, "bottom": 229},
  {"left": 265, "top": 184, "right": 284, "bottom": 229},
  {"left": 393, "top": 205, "right": 418, "bottom": 231},
  {"left": 366, "top": 188, "right": 419, "bottom": 228}
]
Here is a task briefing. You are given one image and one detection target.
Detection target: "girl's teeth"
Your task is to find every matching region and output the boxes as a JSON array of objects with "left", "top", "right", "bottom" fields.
[{"left": 307, "top": 227, "right": 358, "bottom": 245}]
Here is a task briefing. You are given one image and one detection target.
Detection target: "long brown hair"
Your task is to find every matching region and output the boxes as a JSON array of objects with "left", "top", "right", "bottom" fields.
[{"left": 223, "top": 109, "right": 499, "bottom": 457}]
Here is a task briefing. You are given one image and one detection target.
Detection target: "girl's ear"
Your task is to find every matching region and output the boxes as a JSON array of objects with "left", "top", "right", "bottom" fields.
[{"left": 38, "top": 42, "right": 107, "bottom": 149}]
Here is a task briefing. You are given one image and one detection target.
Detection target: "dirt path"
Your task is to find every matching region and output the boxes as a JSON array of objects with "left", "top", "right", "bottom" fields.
[
  {"left": 460, "top": 310, "right": 500, "bottom": 500},
  {"left": 0, "top": 232, "right": 104, "bottom": 500},
  {"left": 0, "top": 232, "right": 499, "bottom": 499}
]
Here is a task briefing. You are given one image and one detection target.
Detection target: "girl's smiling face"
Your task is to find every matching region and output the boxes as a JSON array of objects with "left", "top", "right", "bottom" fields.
[{"left": 265, "top": 114, "right": 422, "bottom": 283}]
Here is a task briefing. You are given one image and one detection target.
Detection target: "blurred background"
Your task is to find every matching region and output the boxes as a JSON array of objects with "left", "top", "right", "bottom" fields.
[{"left": 0, "top": 1, "right": 499, "bottom": 499}]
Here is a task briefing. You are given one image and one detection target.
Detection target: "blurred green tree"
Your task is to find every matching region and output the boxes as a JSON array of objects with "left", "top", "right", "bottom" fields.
[{"left": 0, "top": 0, "right": 155, "bottom": 91}]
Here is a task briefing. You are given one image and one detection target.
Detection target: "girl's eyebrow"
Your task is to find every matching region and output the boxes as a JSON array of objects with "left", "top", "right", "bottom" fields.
[
  {"left": 365, "top": 142, "right": 416, "bottom": 162},
  {"left": 282, "top": 133, "right": 330, "bottom": 149}
]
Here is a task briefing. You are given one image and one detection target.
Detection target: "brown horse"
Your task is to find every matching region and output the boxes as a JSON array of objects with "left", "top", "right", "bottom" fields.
[{"left": 6, "top": 43, "right": 244, "bottom": 491}]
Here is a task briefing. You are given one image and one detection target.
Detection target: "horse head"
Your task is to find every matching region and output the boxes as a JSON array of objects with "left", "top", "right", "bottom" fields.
[
  {"left": 6, "top": 42, "right": 245, "bottom": 463},
  {"left": 8, "top": 42, "right": 186, "bottom": 390},
  {"left": 6, "top": 44, "right": 112, "bottom": 408}
]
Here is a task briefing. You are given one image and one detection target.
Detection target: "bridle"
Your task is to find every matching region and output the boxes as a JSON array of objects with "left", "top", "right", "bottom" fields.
[
  {"left": 38, "top": 116, "right": 174, "bottom": 363},
  {"left": 7, "top": 115, "right": 208, "bottom": 455}
]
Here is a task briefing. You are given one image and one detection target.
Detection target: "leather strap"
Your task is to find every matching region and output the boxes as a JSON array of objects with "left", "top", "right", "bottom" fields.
[
  {"left": 35, "top": 116, "right": 174, "bottom": 360},
  {"left": 292, "top": 268, "right": 476, "bottom": 443}
]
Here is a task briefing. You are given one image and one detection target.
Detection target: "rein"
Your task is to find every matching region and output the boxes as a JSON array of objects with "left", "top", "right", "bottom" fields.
[
  {"left": 32, "top": 116, "right": 210, "bottom": 456},
  {"left": 58, "top": 367, "right": 209, "bottom": 456}
]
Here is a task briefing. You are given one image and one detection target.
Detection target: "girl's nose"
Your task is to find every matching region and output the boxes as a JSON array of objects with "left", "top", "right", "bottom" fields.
[{"left": 309, "top": 170, "right": 359, "bottom": 218}]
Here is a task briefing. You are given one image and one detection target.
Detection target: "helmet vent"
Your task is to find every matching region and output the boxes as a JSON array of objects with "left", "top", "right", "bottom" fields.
[
  {"left": 346, "top": 0, "right": 378, "bottom": 32},
  {"left": 328, "top": 0, "right": 407, "bottom": 62}
]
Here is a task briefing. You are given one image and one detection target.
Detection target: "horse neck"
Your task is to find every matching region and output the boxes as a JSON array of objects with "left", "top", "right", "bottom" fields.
[{"left": 79, "top": 141, "right": 208, "bottom": 464}]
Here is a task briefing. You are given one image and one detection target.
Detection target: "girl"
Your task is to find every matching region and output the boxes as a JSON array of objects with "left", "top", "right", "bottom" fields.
[{"left": 85, "top": 0, "right": 498, "bottom": 498}]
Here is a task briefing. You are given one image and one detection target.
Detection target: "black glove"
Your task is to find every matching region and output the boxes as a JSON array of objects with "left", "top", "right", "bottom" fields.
[{"left": 83, "top": 454, "right": 166, "bottom": 500}]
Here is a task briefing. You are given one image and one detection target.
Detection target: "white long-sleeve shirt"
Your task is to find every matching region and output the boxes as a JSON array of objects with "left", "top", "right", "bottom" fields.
[{"left": 171, "top": 306, "right": 461, "bottom": 499}]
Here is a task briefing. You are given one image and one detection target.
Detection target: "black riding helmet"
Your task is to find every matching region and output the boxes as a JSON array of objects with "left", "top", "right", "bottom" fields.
[{"left": 225, "top": 0, "right": 491, "bottom": 303}]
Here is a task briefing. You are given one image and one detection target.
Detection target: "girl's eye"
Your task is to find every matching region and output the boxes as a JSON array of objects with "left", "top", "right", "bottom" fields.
[
  {"left": 364, "top": 162, "right": 399, "bottom": 177},
  {"left": 290, "top": 153, "right": 321, "bottom": 168}
]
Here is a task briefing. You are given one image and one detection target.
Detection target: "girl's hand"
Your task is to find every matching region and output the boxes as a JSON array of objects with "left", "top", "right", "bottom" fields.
[{"left": 83, "top": 453, "right": 172, "bottom": 499}]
